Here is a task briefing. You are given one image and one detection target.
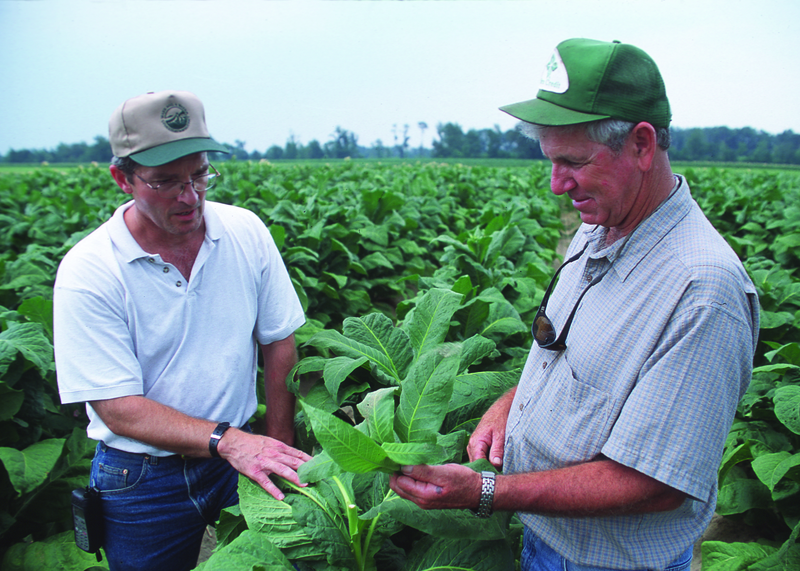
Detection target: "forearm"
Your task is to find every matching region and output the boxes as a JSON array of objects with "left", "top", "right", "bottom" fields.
[
  {"left": 261, "top": 334, "right": 299, "bottom": 445},
  {"left": 92, "top": 393, "right": 311, "bottom": 500},
  {"left": 90, "top": 395, "right": 220, "bottom": 457},
  {"left": 390, "top": 456, "right": 686, "bottom": 517},
  {"left": 493, "top": 457, "right": 686, "bottom": 517}
]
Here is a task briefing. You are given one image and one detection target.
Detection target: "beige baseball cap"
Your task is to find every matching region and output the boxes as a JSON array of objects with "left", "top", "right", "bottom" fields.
[{"left": 109, "top": 90, "right": 229, "bottom": 166}]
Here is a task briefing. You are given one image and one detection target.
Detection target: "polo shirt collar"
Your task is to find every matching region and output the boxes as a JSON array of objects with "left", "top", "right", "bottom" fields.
[{"left": 107, "top": 200, "right": 225, "bottom": 264}]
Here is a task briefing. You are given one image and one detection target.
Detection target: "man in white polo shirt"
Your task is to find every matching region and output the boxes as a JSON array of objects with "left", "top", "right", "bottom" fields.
[{"left": 54, "top": 90, "right": 310, "bottom": 571}]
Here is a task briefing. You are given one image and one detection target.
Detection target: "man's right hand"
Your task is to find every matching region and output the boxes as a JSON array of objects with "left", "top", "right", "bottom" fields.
[
  {"left": 217, "top": 429, "right": 311, "bottom": 500},
  {"left": 466, "top": 387, "right": 516, "bottom": 468}
]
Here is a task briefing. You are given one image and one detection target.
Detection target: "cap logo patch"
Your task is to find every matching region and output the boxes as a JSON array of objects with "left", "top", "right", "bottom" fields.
[
  {"left": 161, "top": 103, "right": 190, "bottom": 132},
  {"left": 538, "top": 48, "right": 569, "bottom": 94}
]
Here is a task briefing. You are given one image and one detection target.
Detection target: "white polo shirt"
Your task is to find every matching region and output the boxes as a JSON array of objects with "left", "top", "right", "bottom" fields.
[{"left": 54, "top": 200, "right": 305, "bottom": 455}]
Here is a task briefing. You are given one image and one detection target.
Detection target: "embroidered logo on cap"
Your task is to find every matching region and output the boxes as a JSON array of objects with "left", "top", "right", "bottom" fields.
[
  {"left": 161, "top": 103, "right": 190, "bottom": 132},
  {"left": 538, "top": 48, "right": 569, "bottom": 94}
]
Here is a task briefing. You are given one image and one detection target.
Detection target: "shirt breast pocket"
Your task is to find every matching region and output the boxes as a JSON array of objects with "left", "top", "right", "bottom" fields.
[{"left": 514, "top": 363, "right": 615, "bottom": 471}]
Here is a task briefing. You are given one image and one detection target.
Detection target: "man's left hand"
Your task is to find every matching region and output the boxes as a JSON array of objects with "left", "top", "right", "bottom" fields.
[{"left": 389, "top": 464, "right": 482, "bottom": 510}]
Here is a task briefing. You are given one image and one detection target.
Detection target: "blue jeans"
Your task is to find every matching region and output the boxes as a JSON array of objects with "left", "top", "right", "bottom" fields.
[
  {"left": 90, "top": 441, "right": 240, "bottom": 571},
  {"left": 520, "top": 529, "right": 693, "bottom": 571}
]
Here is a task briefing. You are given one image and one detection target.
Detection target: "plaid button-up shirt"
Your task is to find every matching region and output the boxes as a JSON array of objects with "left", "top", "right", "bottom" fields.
[{"left": 504, "top": 176, "right": 759, "bottom": 569}]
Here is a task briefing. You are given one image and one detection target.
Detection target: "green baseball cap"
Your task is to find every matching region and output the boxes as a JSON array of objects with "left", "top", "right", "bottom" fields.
[
  {"left": 500, "top": 38, "right": 671, "bottom": 128},
  {"left": 109, "top": 90, "right": 229, "bottom": 166}
]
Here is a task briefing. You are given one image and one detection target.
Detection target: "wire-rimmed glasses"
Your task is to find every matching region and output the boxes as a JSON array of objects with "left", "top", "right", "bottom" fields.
[{"left": 135, "top": 164, "right": 220, "bottom": 198}]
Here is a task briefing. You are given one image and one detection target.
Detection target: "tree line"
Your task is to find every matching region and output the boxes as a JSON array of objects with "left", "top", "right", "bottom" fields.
[{"left": 2, "top": 124, "right": 799, "bottom": 165}]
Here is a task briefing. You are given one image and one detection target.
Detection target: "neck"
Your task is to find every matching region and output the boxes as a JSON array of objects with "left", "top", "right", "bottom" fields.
[{"left": 605, "top": 155, "right": 675, "bottom": 246}]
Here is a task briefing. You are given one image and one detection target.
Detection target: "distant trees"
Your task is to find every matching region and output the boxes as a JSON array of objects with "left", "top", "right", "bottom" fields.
[
  {"left": 324, "top": 127, "right": 360, "bottom": 159},
  {"left": 431, "top": 123, "right": 544, "bottom": 160},
  {"left": 2, "top": 135, "right": 113, "bottom": 164},
  {"left": 668, "top": 127, "right": 800, "bottom": 164},
  {"left": 2, "top": 125, "right": 799, "bottom": 165}
]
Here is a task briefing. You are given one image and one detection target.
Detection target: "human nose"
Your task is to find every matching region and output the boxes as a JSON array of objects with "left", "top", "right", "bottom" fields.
[
  {"left": 550, "top": 164, "right": 577, "bottom": 196},
  {"left": 175, "top": 181, "right": 201, "bottom": 203}
]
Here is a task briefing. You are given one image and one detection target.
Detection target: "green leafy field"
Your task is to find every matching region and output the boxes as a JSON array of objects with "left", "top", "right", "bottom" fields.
[{"left": 0, "top": 161, "right": 799, "bottom": 570}]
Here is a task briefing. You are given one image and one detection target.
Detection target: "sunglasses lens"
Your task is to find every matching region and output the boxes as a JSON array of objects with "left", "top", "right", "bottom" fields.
[{"left": 534, "top": 315, "right": 556, "bottom": 346}]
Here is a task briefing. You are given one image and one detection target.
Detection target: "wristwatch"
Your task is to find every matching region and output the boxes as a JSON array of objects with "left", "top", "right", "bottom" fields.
[
  {"left": 208, "top": 422, "right": 231, "bottom": 458},
  {"left": 474, "top": 470, "right": 496, "bottom": 518}
]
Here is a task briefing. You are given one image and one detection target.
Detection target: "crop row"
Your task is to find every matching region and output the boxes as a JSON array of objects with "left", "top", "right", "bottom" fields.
[{"left": 0, "top": 162, "right": 799, "bottom": 570}]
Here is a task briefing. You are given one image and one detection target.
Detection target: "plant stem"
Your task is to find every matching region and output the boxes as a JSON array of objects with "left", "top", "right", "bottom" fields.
[{"left": 332, "top": 476, "right": 364, "bottom": 570}]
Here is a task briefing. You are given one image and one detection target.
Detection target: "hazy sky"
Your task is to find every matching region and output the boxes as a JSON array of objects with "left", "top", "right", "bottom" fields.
[{"left": 2, "top": 0, "right": 799, "bottom": 155}]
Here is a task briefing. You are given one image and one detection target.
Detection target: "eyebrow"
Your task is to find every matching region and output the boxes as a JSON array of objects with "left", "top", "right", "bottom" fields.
[{"left": 548, "top": 153, "right": 587, "bottom": 164}]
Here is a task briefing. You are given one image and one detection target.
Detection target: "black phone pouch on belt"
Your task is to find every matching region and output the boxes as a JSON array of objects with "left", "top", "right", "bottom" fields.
[{"left": 71, "top": 486, "right": 104, "bottom": 562}]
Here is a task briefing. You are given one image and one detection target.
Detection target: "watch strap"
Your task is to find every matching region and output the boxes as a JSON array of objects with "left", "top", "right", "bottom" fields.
[
  {"left": 208, "top": 422, "right": 231, "bottom": 458},
  {"left": 474, "top": 470, "right": 496, "bottom": 518}
]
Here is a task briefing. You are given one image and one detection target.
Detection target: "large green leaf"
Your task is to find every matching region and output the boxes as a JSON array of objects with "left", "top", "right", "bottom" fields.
[
  {"left": 0, "top": 380, "right": 24, "bottom": 421},
  {"left": 402, "top": 288, "right": 463, "bottom": 361},
  {"left": 484, "top": 224, "right": 526, "bottom": 265},
  {"left": 403, "top": 535, "right": 515, "bottom": 571},
  {"left": 364, "top": 463, "right": 511, "bottom": 542},
  {"left": 301, "top": 401, "right": 397, "bottom": 473},
  {"left": 323, "top": 356, "right": 369, "bottom": 405},
  {"left": 356, "top": 386, "right": 398, "bottom": 444},
  {"left": 215, "top": 504, "right": 247, "bottom": 550},
  {"left": 199, "top": 530, "right": 295, "bottom": 570},
  {"left": 0, "top": 438, "right": 65, "bottom": 496},
  {"left": 480, "top": 298, "right": 528, "bottom": 339},
  {"left": 285, "top": 486, "right": 353, "bottom": 567},
  {"left": 237, "top": 475, "right": 318, "bottom": 553},
  {"left": 444, "top": 370, "right": 520, "bottom": 433},
  {"left": 308, "top": 313, "right": 412, "bottom": 384},
  {"left": 716, "top": 478, "right": 773, "bottom": 516},
  {"left": 753, "top": 452, "right": 795, "bottom": 491},
  {"left": 395, "top": 346, "right": 460, "bottom": 443},
  {"left": 14, "top": 428, "right": 96, "bottom": 530},
  {"left": 438, "top": 430, "right": 469, "bottom": 463},
  {"left": 749, "top": 520, "right": 800, "bottom": 571},
  {"left": 774, "top": 386, "right": 800, "bottom": 434},
  {"left": 285, "top": 356, "right": 326, "bottom": 396},
  {"left": 298, "top": 450, "right": 343, "bottom": 484},
  {"left": 361, "top": 251, "right": 395, "bottom": 272},
  {"left": 456, "top": 334, "right": 497, "bottom": 374},
  {"left": 17, "top": 297, "right": 54, "bottom": 340},
  {"left": 0, "top": 530, "right": 109, "bottom": 571},
  {"left": 0, "top": 322, "right": 54, "bottom": 377},
  {"left": 381, "top": 441, "right": 446, "bottom": 466}
]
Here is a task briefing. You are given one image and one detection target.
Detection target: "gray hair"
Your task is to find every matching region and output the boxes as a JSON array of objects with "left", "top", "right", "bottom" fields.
[{"left": 518, "top": 119, "right": 671, "bottom": 153}]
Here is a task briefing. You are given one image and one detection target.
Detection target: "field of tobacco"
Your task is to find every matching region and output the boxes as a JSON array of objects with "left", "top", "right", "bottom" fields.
[{"left": 0, "top": 160, "right": 798, "bottom": 570}]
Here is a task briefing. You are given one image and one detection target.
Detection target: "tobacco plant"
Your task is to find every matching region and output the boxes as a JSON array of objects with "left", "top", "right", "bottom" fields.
[{"left": 201, "top": 287, "right": 522, "bottom": 570}]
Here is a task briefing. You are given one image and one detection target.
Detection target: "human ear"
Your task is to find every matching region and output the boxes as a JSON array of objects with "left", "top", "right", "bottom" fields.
[
  {"left": 110, "top": 165, "right": 134, "bottom": 195},
  {"left": 629, "top": 122, "right": 658, "bottom": 171}
]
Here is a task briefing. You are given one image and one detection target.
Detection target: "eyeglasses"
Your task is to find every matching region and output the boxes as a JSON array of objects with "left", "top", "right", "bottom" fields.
[
  {"left": 532, "top": 242, "right": 605, "bottom": 351},
  {"left": 134, "top": 164, "right": 220, "bottom": 198}
]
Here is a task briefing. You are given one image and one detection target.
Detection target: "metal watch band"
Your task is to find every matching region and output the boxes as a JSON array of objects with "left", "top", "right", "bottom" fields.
[
  {"left": 475, "top": 470, "right": 496, "bottom": 518},
  {"left": 208, "top": 422, "right": 231, "bottom": 458}
]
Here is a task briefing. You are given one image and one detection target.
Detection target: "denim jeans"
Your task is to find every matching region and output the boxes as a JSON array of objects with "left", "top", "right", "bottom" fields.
[
  {"left": 89, "top": 441, "right": 240, "bottom": 571},
  {"left": 520, "top": 528, "right": 693, "bottom": 571}
]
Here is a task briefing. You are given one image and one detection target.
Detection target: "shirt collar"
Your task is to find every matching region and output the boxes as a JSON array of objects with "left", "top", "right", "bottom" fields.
[
  {"left": 580, "top": 175, "right": 692, "bottom": 281},
  {"left": 107, "top": 200, "right": 225, "bottom": 263}
]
